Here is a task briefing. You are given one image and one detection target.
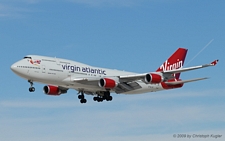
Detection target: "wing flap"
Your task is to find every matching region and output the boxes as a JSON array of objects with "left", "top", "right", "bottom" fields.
[
  {"left": 119, "top": 74, "right": 146, "bottom": 82},
  {"left": 115, "top": 82, "right": 142, "bottom": 94}
]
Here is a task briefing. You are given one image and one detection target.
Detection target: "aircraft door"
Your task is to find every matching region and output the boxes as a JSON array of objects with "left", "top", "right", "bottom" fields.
[{"left": 42, "top": 65, "right": 46, "bottom": 73}]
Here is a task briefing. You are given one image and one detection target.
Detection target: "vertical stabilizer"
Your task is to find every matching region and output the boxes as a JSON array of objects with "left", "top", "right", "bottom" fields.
[{"left": 156, "top": 48, "right": 188, "bottom": 79}]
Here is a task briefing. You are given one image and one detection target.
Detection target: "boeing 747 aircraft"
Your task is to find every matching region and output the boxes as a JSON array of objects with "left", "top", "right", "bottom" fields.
[{"left": 11, "top": 48, "right": 218, "bottom": 103}]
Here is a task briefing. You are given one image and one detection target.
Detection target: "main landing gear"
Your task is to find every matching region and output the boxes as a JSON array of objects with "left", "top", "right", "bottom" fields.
[
  {"left": 28, "top": 80, "right": 35, "bottom": 92},
  {"left": 78, "top": 91, "right": 87, "bottom": 104},
  {"left": 78, "top": 91, "right": 113, "bottom": 104},
  {"left": 93, "top": 91, "right": 113, "bottom": 103}
]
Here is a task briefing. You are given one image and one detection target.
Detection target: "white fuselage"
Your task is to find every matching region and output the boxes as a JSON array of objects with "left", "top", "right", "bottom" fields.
[{"left": 11, "top": 55, "right": 165, "bottom": 94}]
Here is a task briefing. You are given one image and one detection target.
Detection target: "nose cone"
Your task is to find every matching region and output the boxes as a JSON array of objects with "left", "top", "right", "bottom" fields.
[
  {"left": 11, "top": 61, "right": 24, "bottom": 75},
  {"left": 10, "top": 61, "right": 25, "bottom": 77},
  {"left": 11, "top": 63, "right": 18, "bottom": 73},
  {"left": 11, "top": 61, "right": 27, "bottom": 78}
]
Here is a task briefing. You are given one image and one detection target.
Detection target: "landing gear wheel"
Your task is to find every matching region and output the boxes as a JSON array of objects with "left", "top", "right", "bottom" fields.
[
  {"left": 29, "top": 87, "right": 35, "bottom": 92},
  {"left": 78, "top": 95, "right": 84, "bottom": 99},
  {"left": 97, "top": 97, "right": 103, "bottom": 102},
  {"left": 80, "top": 99, "right": 87, "bottom": 103},
  {"left": 93, "top": 97, "right": 98, "bottom": 101},
  {"left": 106, "top": 96, "right": 113, "bottom": 101},
  {"left": 104, "top": 91, "right": 113, "bottom": 101}
]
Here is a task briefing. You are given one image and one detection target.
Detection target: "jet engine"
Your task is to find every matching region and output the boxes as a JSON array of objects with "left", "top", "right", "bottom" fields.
[
  {"left": 43, "top": 85, "right": 67, "bottom": 96},
  {"left": 145, "top": 73, "right": 163, "bottom": 83},
  {"left": 99, "top": 78, "right": 117, "bottom": 89}
]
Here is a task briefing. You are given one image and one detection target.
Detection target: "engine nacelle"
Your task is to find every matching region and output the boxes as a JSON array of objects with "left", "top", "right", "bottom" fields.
[
  {"left": 99, "top": 78, "right": 117, "bottom": 89},
  {"left": 43, "top": 85, "right": 67, "bottom": 96},
  {"left": 145, "top": 73, "right": 163, "bottom": 83}
]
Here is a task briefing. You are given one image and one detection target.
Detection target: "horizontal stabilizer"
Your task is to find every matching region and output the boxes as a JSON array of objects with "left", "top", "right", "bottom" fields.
[{"left": 165, "top": 77, "right": 208, "bottom": 85}]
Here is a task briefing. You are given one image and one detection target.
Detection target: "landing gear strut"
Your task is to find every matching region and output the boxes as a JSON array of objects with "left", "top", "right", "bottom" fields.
[
  {"left": 78, "top": 91, "right": 87, "bottom": 104},
  {"left": 28, "top": 80, "right": 35, "bottom": 92}
]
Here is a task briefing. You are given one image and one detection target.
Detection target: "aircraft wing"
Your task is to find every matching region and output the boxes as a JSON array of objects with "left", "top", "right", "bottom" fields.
[
  {"left": 162, "top": 60, "right": 219, "bottom": 74},
  {"left": 165, "top": 77, "right": 208, "bottom": 85},
  {"left": 67, "top": 76, "right": 143, "bottom": 94},
  {"left": 71, "top": 74, "right": 147, "bottom": 84},
  {"left": 118, "top": 60, "right": 218, "bottom": 83}
]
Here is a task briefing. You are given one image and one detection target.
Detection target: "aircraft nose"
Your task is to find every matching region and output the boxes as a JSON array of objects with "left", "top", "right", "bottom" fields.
[
  {"left": 11, "top": 63, "right": 17, "bottom": 72},
  {"left": 11, "top": 61, "right": 29, "bottom": 78}
]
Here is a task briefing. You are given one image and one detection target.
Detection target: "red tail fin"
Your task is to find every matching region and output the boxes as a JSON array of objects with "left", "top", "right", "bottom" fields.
[{"left": 156, "top": 48, "right": 188, "bottom": 79}]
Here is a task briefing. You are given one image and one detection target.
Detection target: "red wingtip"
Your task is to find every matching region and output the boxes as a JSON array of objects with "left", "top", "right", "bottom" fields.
[{"left": 211, "top": 60, "right": 219, "bottom": 66}]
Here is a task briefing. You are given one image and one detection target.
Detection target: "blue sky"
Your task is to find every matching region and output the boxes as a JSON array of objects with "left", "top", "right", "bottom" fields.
[{"left": 0, "top": 0, "right": 224, "bottom": 141}]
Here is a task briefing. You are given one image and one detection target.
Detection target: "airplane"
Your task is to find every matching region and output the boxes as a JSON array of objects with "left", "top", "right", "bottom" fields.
[{"left": 11, "top": 48, "right": 218, "bottom": 103}]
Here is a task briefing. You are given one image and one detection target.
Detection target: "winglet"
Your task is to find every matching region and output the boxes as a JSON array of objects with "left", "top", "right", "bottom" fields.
[{"left": 211, "top": 60, "right": 219, "bottom": 66}]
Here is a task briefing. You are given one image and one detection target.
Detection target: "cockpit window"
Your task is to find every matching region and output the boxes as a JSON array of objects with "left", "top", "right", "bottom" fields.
[{"left": 23, "top": 57, "right": 32, "bottom": 59}]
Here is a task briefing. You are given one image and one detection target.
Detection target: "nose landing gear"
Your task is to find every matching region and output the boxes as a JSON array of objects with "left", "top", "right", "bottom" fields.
[{"left": 28, "top": 80, "right": 35, "bottom": 92}]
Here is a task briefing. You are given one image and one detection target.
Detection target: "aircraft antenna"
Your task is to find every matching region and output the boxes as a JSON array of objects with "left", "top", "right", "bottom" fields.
[{"left": 185, "top": 39, "right": 214, "bottom": 66}]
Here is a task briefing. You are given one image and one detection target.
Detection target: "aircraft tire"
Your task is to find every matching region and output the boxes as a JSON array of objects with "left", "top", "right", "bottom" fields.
[
  {"left": 93, "top": 97, "right": 98, "bottom": 101},
  {"left": 78, "top": 95, "right": 84, "bottom": 99},
  {"left": 80, "top": 99, "right": 87, "bottom": 103},
  {"left": 29, "top": 87, "right": 35, "bottom": 92},
  {"left": 97, "top": 98, "right": 103, "bottom": 102}
]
